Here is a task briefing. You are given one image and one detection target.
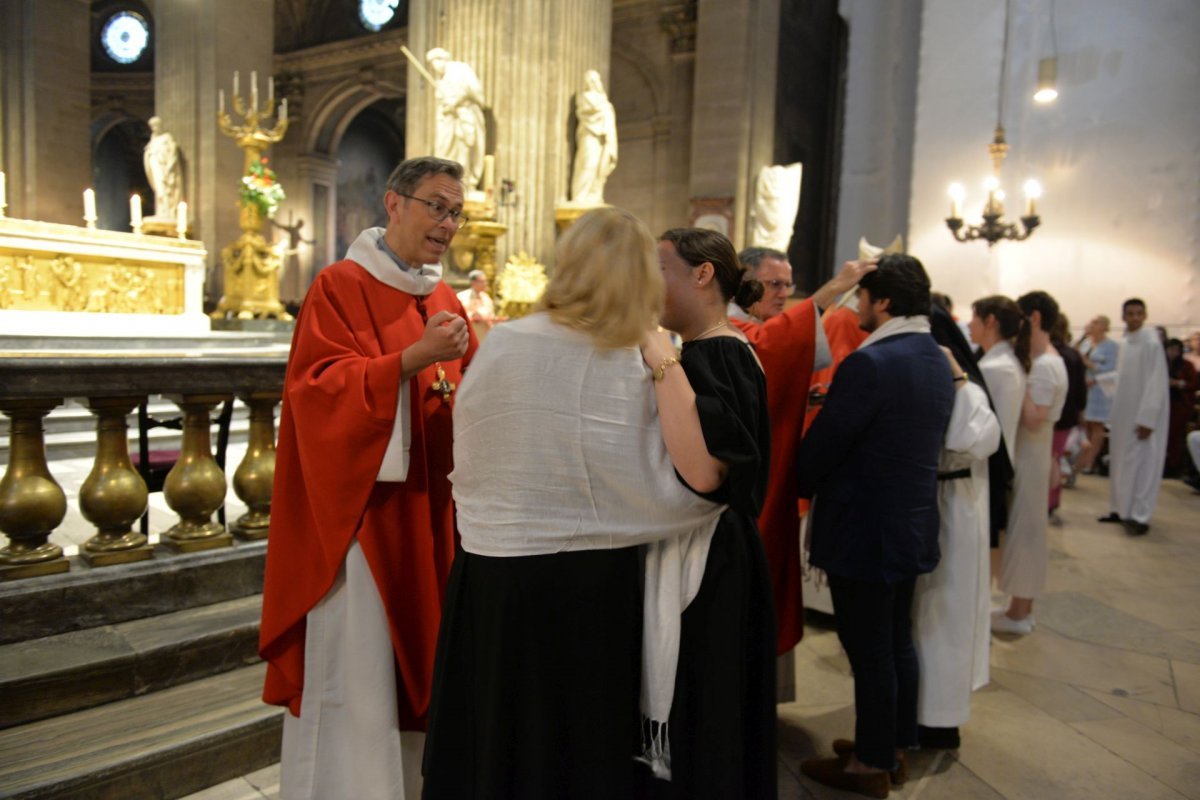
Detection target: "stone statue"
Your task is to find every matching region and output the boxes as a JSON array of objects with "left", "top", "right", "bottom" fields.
[
  {"left": 425, "top": 48, "right": 486, "bottom": 190},
  {"left": 143, "top": 116, "right": 184, "bottom": 220},
  {"left": 569, "top": 70, "right": 618, "bottom": 206},
  {"left": 750, "top": 162, "right": 803, "bottom": 252}
]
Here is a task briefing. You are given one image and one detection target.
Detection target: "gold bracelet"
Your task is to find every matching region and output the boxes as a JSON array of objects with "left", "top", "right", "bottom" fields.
[{"left": 653, "top": 355, "right": 680, "bottom": 382}]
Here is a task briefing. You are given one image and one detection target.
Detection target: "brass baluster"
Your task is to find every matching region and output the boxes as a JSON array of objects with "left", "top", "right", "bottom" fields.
[
  {"left": 230, "top": 391, "right": 279, "bottom": 540},
  {"left": 162, "top": 394, "right": 233, "bottom": 552},
  {"left": 79, "top": 396, "right": 153, "bottom": 566},
  {"left": 0, "top": 399, "right": 69, "bottom": 579}
]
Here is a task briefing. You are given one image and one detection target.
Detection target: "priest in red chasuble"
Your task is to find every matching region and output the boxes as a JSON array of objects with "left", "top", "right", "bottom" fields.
[
  {"left": 259, "top": 156, "right": 478, "bottom": 800},
  {"left": 730, "top": 248, "right": 874, "bottom": 654}
]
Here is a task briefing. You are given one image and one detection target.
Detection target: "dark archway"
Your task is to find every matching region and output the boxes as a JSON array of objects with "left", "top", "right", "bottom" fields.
[
  {"left": 93, "top": 117, "right": 153, "bottom": 232},
  {"left": 334, "top": 100, "right": 404, "bottom": 257}
]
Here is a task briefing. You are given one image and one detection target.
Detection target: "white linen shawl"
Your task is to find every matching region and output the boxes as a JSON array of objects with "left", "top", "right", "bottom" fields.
[
  {"left": 344, "top": 227, "right": 444, "bottom": 482},
  {"left": 450, "top": 312, "right": 726, "bottom": 779}
]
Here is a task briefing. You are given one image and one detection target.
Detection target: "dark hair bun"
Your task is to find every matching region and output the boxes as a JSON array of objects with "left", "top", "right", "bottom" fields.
[{"left": 735, "top": 277, "right": 765, "bottom": 312}]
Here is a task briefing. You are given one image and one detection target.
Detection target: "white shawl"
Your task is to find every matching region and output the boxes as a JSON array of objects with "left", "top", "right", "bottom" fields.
[
  {"left": 450, "top": 312, "right": 726, "bottom": 779},
  {"left": 344, "top": 227, "right": 444, "bottom": 482}
]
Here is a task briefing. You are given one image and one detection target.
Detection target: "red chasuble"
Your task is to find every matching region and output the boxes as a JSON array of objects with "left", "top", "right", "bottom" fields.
[
  {"left": 259, "top": 259, "right": 477, "bottom": 730},
  {"left": 732, "top": 298, "right": 819, "bottom": 654}
]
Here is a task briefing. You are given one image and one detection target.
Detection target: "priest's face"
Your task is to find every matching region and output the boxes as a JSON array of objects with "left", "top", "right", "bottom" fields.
[
  {"left": 748, "top": 257, "right": 793, "bottom": 321},
  {"left": 384, "top": 173, "right": 465, "bottom": 266},
  {"left": 1122, "top": 303, "right": 1146, "bottom": 333}
]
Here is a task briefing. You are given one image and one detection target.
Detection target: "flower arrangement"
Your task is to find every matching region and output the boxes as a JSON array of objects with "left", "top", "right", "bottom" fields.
[{"left": 240, "top": 157, "right": 285, "bottom": 218}]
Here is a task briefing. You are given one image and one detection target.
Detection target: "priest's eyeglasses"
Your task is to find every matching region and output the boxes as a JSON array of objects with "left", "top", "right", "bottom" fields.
[
  {"left": 764, "top": 279, "right": 796, "bottom": 292},
  {"left": 396, "top": 193, "right": 470, "bottom": 226}
]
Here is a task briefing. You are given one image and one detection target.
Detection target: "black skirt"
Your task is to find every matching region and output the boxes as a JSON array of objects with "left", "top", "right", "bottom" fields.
[{"left": 422, "top": 546, "right": 643, "bottom": 800}]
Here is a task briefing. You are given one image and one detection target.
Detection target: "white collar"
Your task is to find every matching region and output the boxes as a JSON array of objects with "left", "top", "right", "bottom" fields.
[
  {"left": 345, "top": 227, "right": 443, "bottom": 296},
  {"left": 858, "top": 315, "right": 931, "bottom": 350}
]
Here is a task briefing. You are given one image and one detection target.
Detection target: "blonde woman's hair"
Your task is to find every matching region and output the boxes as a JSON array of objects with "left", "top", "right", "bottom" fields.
[{"left": 539, "top": 206, "right": 662, "bottom": 349}]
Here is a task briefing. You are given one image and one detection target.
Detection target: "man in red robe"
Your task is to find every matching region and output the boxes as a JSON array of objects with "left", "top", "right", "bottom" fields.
[
  {"left": 732, "top": 248, "right": 875, "bottom": 655},
  {"left": 259, "top": 156, "right": 478, "bottom": 799}
]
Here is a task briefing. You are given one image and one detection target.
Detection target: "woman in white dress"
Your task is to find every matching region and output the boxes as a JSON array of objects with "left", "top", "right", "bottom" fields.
[
  {"left": 967, "top": 295, "right": 1029, "bottom": 552},
  {"left": 994, "top": 291, "right": 1069, "bottom": 635}
]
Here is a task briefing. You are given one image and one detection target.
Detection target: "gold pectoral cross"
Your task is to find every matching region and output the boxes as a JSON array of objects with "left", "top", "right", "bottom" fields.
[{"left": 432, "top": 364, "right": 456, "bottom": 404}]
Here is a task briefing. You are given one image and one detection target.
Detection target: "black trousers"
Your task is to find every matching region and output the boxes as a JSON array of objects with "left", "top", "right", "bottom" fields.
[{"left": 827, "top": 574, "right": 919, "bottom": 771}]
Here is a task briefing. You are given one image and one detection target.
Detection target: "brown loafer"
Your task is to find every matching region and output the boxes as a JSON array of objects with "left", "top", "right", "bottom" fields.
[
  {"left": 830, "top": 739, "right": 909, "bottom": 785},
  {"left": 800, "top": 756, "right": 891, "bottom": 799}
]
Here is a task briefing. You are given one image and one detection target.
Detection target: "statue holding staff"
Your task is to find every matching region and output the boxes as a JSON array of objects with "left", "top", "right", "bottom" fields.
[{"left": 402, "top": 45, "right": 486, "bottom": 190}]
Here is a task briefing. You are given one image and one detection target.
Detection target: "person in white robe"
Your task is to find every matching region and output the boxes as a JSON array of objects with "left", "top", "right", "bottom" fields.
[
  {"left": 914, "top": 351, "right": 1001, "bottom": 740},
  {"left": 1101, "top": 298, "right": 1170, "bottom": 535},
  {"left": 995, "top": 292, "right": 1068, "bottom": 636}
]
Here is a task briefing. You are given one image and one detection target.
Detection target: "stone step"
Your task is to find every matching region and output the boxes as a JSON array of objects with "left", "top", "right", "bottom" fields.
[
  {"left": 0, "top": 540, "right": 266, "bottom": 645},
  {"left": 0, "top": 663, "right": 282, "bottom": 800},
  {"left": 0, "top": 595, "right": 263, "bottom": 729}
]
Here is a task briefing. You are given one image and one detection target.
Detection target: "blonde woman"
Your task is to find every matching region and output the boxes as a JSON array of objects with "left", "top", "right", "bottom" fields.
[{"left": 423, "top": 208, "right": 725, "bottom": 799}]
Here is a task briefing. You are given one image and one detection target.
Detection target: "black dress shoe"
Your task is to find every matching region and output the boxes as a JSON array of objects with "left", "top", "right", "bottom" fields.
[
  {"left": 800, "top": 756, "right": 890, "bottom": 799},
  {"left": 1097, "top": 512, "right": 1122, "bottom": 523},
  {"left": 1125, "top": 520, "right": 1150, "bottom": 536},
  {"left": 918, "top": 725, "right": 961, "bottom": 750}
]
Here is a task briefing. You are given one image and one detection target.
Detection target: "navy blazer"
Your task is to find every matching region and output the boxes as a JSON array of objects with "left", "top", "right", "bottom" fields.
[{"left": 797, "top": 330, "right": 955, "bottom": 583}]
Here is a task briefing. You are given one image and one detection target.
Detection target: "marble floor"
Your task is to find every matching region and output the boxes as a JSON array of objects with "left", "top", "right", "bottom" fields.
[{"left": 32, "top": 461, "right": 1197, "bottom": 800}]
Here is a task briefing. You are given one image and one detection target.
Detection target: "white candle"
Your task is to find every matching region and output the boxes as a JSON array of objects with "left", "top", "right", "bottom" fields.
[
  {"left": 83, "top": 188, "right": 96, "bottom": 224},
  {"left": 130, "top": 194, "right": 142, "bottom": 230},
  {"left": 483, "top": 154, "right": 495, "bottom": 190},
  {"left": 0, "top": 170, "right": 6, "bottom": 213},
  {"left": 251, "top": 70, "right": 258, "bottom": 110},
  {"left": 268, "top": 76, "right": 274, "bottom": 104},
  {"left": 177, "top": 200, "right": 188, "bottom": 237},
  {"left": 233, "top": 71, "right": 239, "bottom": 98},
  {"left": 219, "top": 89, "right": 225, "bottom": 114},
  {"left": 280, "top": 97, "right": 288, "bottom": 123}
]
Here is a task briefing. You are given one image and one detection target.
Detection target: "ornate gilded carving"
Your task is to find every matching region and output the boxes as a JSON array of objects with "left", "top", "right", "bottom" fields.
[
  {"left": 496, "top": 251, "right": 548, "bottom": 320},
  {"left": 0, "top": 248, "right": 185, "bottom": 315}
]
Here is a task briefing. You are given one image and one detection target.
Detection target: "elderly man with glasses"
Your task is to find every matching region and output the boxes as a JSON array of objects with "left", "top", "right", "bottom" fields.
[
  {"left": 730, "top": 246, "right": 875, "bottom": 661},
  {"left": 260, "top": 156, "right": 478, "bottom": 800}
]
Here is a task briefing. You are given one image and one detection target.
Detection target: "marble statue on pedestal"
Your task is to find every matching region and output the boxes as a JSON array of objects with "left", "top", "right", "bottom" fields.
[
  {"left": 143, "top": 116, "right": 184, "bottom": 220},
  {"left": 426, "top": 48, "right": 486, "bottom": 190},
  {"left": 569, "top": 70, "right": 618, "bottom": 206},
  {"left": 750, "top": 162, "right": 802, "bottom": 252}
]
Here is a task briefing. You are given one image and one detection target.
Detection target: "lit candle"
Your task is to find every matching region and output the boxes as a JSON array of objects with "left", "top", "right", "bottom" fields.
[
  {"left": 219, "top": 89, "right": 225, "bottom": 114},
  {"left": 130, "top": 193, "right": 142, "bottom": 231},
  {"left": 982, "top": 176, "right": 999, "bottom": 214},
  {"left": 280, "top": 97, "right": 288, "bottom": 123},
  {"left": 948, "top": 183, "right": 965, "bottom": 219},
  {"left": 177, "top": 201, "right": 188, "bottom": 238},
  {"left": 83, "top": 188, "right": 97, "bottom": 226},
  {"left": 233, "top": 71, "right": 239, "bottom": 98},
  {"left": 251, "top": 70, "right": 258, "bottom": 110},
  {"left": 1023, "top": 179, "right": 1042, "bottom": 217},
  {"left": 0, "top": 170, "right": 6, "bottom": 216},
  {"left": 483, "top": 154, "right": 495, "bottom": 191},
  {"left": 268, "top": 76, "right": 274, "bottom": 104}
]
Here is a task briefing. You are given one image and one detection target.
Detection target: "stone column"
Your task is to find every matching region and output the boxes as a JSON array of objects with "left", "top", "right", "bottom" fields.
[
  {"left": 407, "top": 0, "right": 613, "bottom": 272},
  {"left": 154, "top": 0, "right": 276, "bottom": 303},
  {"left": 0, "top": 0, "right": 91, "bottom": 225},
  {"left": 688, "top": 0, "right": 780, "bottom": 248}
]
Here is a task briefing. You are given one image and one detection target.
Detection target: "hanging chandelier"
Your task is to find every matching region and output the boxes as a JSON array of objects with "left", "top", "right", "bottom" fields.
[{"left": 945, "top": 0, "right": 1043, "bottom": 246}]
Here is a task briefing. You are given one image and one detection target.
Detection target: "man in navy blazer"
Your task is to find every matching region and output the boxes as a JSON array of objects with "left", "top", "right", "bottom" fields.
[{"left": 796, "top": 254, "right": 955, "bottom": 798}]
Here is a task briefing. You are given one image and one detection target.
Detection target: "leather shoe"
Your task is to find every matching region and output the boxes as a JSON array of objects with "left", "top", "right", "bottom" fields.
[
  {"left": 1097, "top": 512, "right": 1122, "bottom": 523},
  {"left": 1125, "top": 520, "right": 1150, "bottom": 536},
  {"left": 801, "top": 756, "right": 890, "bottom": 798},
  {"left": 917, "top": 724, "right": 961, "bottom": 750},
  {"left": 830, "top": 740, "right": 908, "bottom": 785}
]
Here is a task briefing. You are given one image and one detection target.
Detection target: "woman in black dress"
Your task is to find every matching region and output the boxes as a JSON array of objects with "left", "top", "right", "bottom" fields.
[{"left": 637, "top": 228, "right": 776, "bottom": 799}]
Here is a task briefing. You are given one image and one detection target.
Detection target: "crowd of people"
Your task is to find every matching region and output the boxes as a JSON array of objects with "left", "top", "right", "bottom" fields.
[{"left": 256, "top": 156, "right": 1196, "bottom": 799}]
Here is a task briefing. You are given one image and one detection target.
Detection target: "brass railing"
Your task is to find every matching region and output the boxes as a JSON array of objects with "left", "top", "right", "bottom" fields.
[{"left": 0, "top": 348, "right": 287, "bottom": 580}]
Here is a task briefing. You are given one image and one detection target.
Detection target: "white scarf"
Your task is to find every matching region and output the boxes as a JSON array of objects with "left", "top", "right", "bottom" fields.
[
  {"left": 450, "top": 313, "right": 726, "bottom": 779},
  {"left": 857, "top": 314, "right": 932, "bottom": 350}
]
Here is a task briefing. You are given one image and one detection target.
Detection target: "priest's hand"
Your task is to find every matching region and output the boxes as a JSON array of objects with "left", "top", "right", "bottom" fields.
[
  {"left": 811, "top": 259, "right": 878, "bottom": 311},
  {"left": 402, "top": 310, "right": 470, "bottom": 379},
  {"left": 1136, "top": 425, "right": 1153, "bottom": 440}
]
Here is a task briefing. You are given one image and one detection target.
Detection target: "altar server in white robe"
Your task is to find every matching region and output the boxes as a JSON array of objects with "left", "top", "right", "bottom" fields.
[
  {"left": 914, "top": 345, "right": 1001, "bottom": 745},
  {"left": 1100, "top": 298, "right": 1170, "bottom": 535}
]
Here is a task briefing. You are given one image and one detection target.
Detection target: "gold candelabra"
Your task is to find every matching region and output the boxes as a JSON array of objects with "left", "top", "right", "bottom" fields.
[{"left": 212, "top": 71, "right": 292, "bottom": 320}]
